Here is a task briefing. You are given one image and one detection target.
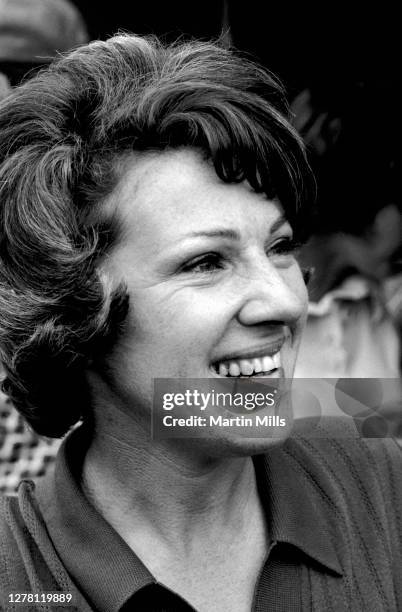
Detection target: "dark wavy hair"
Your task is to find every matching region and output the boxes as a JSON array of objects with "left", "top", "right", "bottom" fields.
[{"left": 0, "top": 34, "right": 313, "bottom": 437}]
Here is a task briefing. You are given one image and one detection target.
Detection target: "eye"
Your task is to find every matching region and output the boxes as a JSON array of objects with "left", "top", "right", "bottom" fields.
[
  {"left": 181, "top": 252, "right": 225, "bottom": 274},
  {"left": 269, "top": 237, "right": 301, "bottom": 258}
]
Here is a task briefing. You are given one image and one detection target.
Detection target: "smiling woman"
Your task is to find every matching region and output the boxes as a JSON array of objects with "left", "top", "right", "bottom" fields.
[
  {"left": 0, "top": 34, "right": 312, "bottom": 439},
  {"left": 0, "top": 34, "right": 402, "bottom": 612},
  {"left": 98, "top": 149, "right": 307, "bottom": 452}
]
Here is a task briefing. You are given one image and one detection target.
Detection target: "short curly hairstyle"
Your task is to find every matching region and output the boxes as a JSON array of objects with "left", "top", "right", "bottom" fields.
[{"left": 0, "top": 34, "right": 313, "bottom": 437}]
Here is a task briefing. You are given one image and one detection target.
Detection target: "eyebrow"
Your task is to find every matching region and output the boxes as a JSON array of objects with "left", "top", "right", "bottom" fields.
[
  {"left": 185, "top": 215, "right": 287, "bottom": 241},
  {"left": 186, "top": 228, "right": 241, "bottom": 241}
]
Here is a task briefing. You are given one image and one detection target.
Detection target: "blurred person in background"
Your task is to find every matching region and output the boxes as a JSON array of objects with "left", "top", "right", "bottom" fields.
[
  {"left": 0, "top": 0, "right": 89, "bottom": 494},
  {"left": 293, "top": 83, "right": 401, "bottom": 380},
  {"left": 291, "top": 84, "right": 402, "bottom": 438},
  {"left": 0, "top": 0, "right": 88, "bottom": 88}
]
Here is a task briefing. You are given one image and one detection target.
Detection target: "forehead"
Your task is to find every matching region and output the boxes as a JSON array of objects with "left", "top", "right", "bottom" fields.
[{"left": 104, "top": 148, "right": 284, "bottom": 244}]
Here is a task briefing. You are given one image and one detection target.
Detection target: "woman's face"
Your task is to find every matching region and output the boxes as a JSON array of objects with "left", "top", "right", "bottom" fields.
[{"left": 99, "top": 149, "right": 308, "bottom": 449}]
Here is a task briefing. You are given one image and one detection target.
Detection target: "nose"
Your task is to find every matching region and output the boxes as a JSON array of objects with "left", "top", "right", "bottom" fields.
[{"left": 236, "top": 259, "right": 307, "bottom": 327}]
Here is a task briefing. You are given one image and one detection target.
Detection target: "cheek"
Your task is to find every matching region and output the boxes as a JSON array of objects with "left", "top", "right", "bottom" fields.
[{"left": 124, "top": 288, "right": 223, "bottom": 360}]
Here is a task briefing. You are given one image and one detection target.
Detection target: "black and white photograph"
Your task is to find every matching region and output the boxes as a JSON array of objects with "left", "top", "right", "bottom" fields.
[{"left": 0, "top": 1, "right": 401, "bottom": 610}]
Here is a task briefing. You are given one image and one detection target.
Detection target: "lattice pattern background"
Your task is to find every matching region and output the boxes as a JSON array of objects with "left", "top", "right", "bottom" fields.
[{"left": 0, "top": 392, "right": 60, "bottom": 495}]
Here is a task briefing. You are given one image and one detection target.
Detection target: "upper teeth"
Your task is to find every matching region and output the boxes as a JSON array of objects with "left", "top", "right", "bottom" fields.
[{"left": 217, "top": 353, "right": 280, "bottom": 377}]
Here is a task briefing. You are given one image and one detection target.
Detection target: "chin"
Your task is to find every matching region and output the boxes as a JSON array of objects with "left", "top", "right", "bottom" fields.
[
  {"left": 187, "top": 429, "right": 293, "bottom": 460},
  {"left": 184, "top": 400, "right": 294, "bottom": 459}
]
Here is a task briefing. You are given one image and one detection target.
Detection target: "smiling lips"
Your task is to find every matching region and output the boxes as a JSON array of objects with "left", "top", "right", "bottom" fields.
[{"left": 213, "top": 333, "right": 287, "bottom": 378}]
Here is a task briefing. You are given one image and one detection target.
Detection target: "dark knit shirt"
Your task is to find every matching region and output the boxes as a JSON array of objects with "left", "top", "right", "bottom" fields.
[{"left": 1, "top": 418, "right": 402, "bottom": 611}]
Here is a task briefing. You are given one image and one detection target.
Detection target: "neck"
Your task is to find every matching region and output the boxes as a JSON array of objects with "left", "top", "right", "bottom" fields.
[
  {"left": 81, "top": 373, "right": 264, "bottom": 558},
  {"left": 84, "top": 434, "right": 257, "bottom": 545}
]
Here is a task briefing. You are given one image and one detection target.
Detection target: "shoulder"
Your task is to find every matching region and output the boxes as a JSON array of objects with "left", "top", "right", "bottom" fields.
[
  {"left": 283, "top": 417, "right": 402, "bottom": 540},
  {"left": 0, "top": 482, "right": 43, "bottom": 588},
  {"left": 0, "top": 481, "right": 71, "bottom": 604},
  {"left": 284, "top": 416, "right": 402, "bottom": 491},
  {"left": 287, "top": 416, "right": 402, "bottom": 476},
  {"left": 0, "top": 481, "right": 96, "bottom": 611},
  {"left": 0, "top": 481, "right": 36, "bottom": 547},
  {"left": 0, "top": 483, "right": 36, "bottom": 600}
]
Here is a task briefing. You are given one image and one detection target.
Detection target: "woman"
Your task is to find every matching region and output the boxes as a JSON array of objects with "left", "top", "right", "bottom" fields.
[{"left": 0, "top": 34, "right": 401, "bottom": 611}]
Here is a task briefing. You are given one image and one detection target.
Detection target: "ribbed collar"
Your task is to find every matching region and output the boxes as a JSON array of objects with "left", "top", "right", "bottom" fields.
[
  {"left": 37, "top": 426, "right": 154, "bottom": 612},
  {"left": 254, "top": 446, "right": 343, "bottom": 576},
  {"left": 37, "top": 423, "right": 342, "bottom": 612}
]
